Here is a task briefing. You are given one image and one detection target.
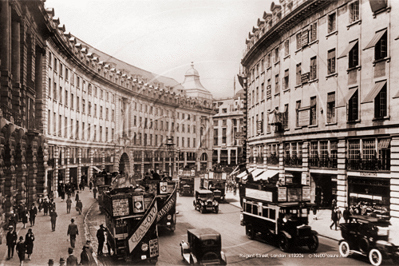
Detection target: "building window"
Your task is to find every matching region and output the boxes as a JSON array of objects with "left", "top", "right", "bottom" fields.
[
  {"left": 327, "top": 92, "right": 336, "bottom": 124},
  {"left": 65, "top": 91, "right": 68, "bottom": 107},
  {"left": 106, "top": 127, "right": 109, "bottom": 142},
  {"left": 65, "top": 68, "right": 69, "bottom": 82},
  {"left": 296, "top": 101, "right": 301, "bottom": 127},
  {"left": 77, "top": 76, "right": 80, "bottom": 89},
  {"left": 296, "top": 33, "right": 301, "bottom": 50},
  {"left": 112, "top": 110, "right": 115, "bottom": 121},
  {"left": 296, "top": 63, "right": 301, "bottom": 85},
  {"left": 283, "top": 104, "right": 288, "bottom": 129},
  {"left": 59, "top": 86, "right": 63, "bottom": 103},
  {"left": 328, "top": 13, "right": 336, "bottom": 33},
  {"left": 54, "top": 82, "right": 57, "bottom": 100},
  {"left": 284, "top": 69, "right": 289, "bottom": 90},
  {"left": 274, "top": 47, "right": 279, "bottom": 63},
  {"left": 284, "top": 39, "right": 289, "bottom": 56},
  {"left": 106, "top": 108, "right": 109, "bottom": 121},
  {"left": 59, "top": 115, "right": 62, "bottom": 136},
  {"left": 310, "top": 57, "right": 317, "bottom": 80},
  {"left": 188, "top": 138, "right": 190, "bottom": 148},
  {"left": 349, "top": 42, "right": 359, "bottom": 68},
  {"left": 76, "top": 120, "right": 79, "bottom": 139},
  {"left": 82, "top": 122, "right": 85, "bottom": 140},
  {"left": 375, "top": 84, "right": 387, "bottom": 118},
  {"left": 100, "top": 126, "right": 102, "bottom": 142},
  {"left": 375, "top": 30, "right": 387, "bottom": 60},
  {"left": 275, "top": 74, "right": 279, "bottom": 94},
  {"left": 82, "top": 99, "right": 85, "bottom": 114},
  {"left": 223, "top": 119, "right": 227, "bottom": 126},
  {"left": 182, "top": 124, "right": 185, "bottom": 132},
  {"left": 222, "top": 128, "right": 227, "bottom": 144},
  {"left": 100, "top": 106, "right": 103, "bottom": 119},
  {"left": 310, "top": 96, "right": 317, "bottom": 125},
  {"left": 267, "top": 80, "right": 271, "bottom": 99},
  {"left": 349, "top": 1, "right": 359, "bottom": 23},
  {"left": 77, "top": 97, "right": 79, "bottom": 112},
  {"left": 70, "top": 119, "right": 73, "bottom": 139},
  {"left": 328, "top": 49, "right": 336, "bottom": 74},
  {"left": 267, "top": 53, "right": 271, "bottom": 68},
  {"left": 310, "top": 22, "right": 317, "bottom": 42},
  {"left": 261, "top": 83, "right": 264, "bottom": 100},
  {"left": 348, "top": 90, "right": 358, "bottom": 121},
  {"left": 182, "top": 137, "right": 184, "bottom": 148}
]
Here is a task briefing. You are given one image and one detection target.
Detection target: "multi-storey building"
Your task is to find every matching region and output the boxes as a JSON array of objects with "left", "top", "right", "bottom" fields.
[
  {"left": 240, "top": 0, "right": 399, "bottom": 224},
  {"left": 0, "top": 0, "right": 213, "bottom": 217},
  {"left": 212, "top": 89, "right": 245, "bottom": 167}
]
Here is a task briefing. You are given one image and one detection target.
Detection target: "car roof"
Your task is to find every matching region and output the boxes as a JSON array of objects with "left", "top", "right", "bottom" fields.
[
  {"left": 188, "top": 228, "right": 221, "bottom": 240},
  {"left": 196, "top": 189, "right": 213, "bottom": 194},
  {"left": 350, "top": 215, "right": 391, "bottom": 224}
]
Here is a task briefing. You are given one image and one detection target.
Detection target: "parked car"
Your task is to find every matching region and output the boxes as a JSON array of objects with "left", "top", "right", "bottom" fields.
[
  {"left": 180, "top": 228, "right": 227, "bottom": 265},
  {"left": 339, "top": 215, "right": 399, "bottom": 266},
  {"left": 193, "top": 190, "right": 219, "bottom": 214}
]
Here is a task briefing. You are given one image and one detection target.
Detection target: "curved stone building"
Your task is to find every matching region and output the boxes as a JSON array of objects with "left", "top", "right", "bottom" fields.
[
  {"left": 241, "top": 0, "right": 399, "bottom": 224},
  {"left": 0, "top": 0, "right": 214, "bottom": 217}
]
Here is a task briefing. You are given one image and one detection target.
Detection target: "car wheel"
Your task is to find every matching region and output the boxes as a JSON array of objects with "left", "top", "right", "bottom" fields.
[
  {"left": 369, "top": 248, "right": 383, "bottom": 266},
  {"left": 307, "top": 234, "right": 319, "bottom": 252},
  {"left": 246, "top": 225, "right": 255, "bottom": 240},
  {"left": 279, "top": 234, "right": 291, "bottom": 252},
  {"left": 339, "top": 241, "right": 351, "bottom": 258}
]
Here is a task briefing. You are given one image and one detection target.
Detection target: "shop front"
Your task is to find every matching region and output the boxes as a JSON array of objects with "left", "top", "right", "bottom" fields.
[
  {"left": 311, "top": 173, "right": 337, "bottom": 208},
  {"left": 348, "top": 176, "right": 390, "bottom": 217}
]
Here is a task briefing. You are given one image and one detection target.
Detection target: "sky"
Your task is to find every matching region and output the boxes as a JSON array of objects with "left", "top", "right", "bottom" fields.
[{"left": 45, "top": 0, "right": 273, "bottom": 99}]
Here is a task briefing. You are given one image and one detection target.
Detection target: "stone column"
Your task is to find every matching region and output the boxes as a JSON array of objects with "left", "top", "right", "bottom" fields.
[
  {"left": 336, "top": 138, "right": 347, "bottom": 208},
  {"left": 278, "top": 142, "right": 285, "bottom": 184},
  {"left": 301, "top": 142, "right": 312, "bottom": 201},
  {"left": 88, "top": 149, "right": 93, "bottom": 183},
  {"left": 141, "top": 150, "right": 144, "bottom": 176},
  {"left": 0, "top": 0, "right": 11, "bottom": 70},
  {"left": 77, "top": 148, "right": 81, "bottom": 186},
  {"left": 263, "top": 146, "right": 267, "bottom": 167},
  {"left": 11, "top": 20, "right": 20, "bottom": 83},
  {"left": 54, "top": 146, "right": 59, "bottom": 198},
  {"left": 101, "top": 150, "right": 105, "bottom": 170},
  {"left": 65, "top": 148, "right": 70, "bottom": 183}
]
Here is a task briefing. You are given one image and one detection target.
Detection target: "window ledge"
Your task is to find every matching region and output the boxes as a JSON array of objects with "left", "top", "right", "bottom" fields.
[
  {"left": 347, "top": 65, "right": 361, "bottom": 73},
  {"left": 309, "top": 79, "right": 318, "bottom": 84},
  {"left": 295, "top": 84, "right": 302, "bottom": 89},
  {"left": 261, "top": 99, "right": 265, "bottom": 103},
  {"left": 267, "top": 97, "right": 272, "bottom": 101},
  {"left": 347, "top": 119, "right": 361, "bottom": 124},
  {"left": 267, "top": 66, "right": 272, "bottom": 71},
  {"left": 284, "top": 55, "right": 290, "bottom": 60},
  {"left": 347, "top": 19, "right": 361, "bottom": 29},
  {"left": 373, "top": 116, "right": 390, "bottom": 122},
  {"left": 326, "top": 122, "right": 337, "bottom": 126},
  {"left": 274, "top": 61, "right": 280, "bottom": 66},
  {"left": 373, "top": 7, "right": 391, "bottom": 18},
  {"left": 284, "top": 128, "right": 290, "bottom": 131},
  {"left": 373, "top": 57, "right": 390, "bottom": 66},
  {"left": 326, "top": 30, "right": 338, "bottom": 39},
  {"left": 283, "top": 88, "right": 290, "bottom": 94},
  {"left": 295, "top": 126, "right": 304, "bottom": 130},
  {"left": 326, "top": 73, "right": 338, "bottom": 80},
  {"left": 295, "top": 48, "right": 302, "bottom": 54},
  {"left": 308, "top": 124, "right": 318, "bottom": 128},
  {"left": 274, "top": 92, "right": 280, "bottom": 97},
  {"left": 309, "top": 40, "right": 319, "bottom": 46}
]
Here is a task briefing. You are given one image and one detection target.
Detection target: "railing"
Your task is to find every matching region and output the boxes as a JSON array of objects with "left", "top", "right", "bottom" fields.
[
  {"left": 284, "top": 155, "right": 302, "bottom": 167},
  {"left": 267, "top": 154, "right": 279, "bottom": 165},
  {"left": 347, "top": 157, "right": 390, "bottom": 171},
  {"left": 309, "top": 157, "right": 337, "bottom": 169}
]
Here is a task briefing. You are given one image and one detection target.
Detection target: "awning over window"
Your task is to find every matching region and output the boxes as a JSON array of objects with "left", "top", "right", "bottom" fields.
[
  {"left": 251, "top": 169, "right": 265, "bottom": 178},
  {"left": 229, "top": 166, "right": 240, "bottom": 176},
  {"left": 338, "top": 40, "right": 358, "bottom": 59},
  {"left": 93, "top": 166, "right": 101, "bottom": 172},
  {"left": 254, "top": 170, "right": 279, "bottom": 181},
  {"left": 337, "top": 88, "right": 358, "bottom": 107},
  {"left": 237, "top": 168, "right": 255, "bottom": 179},
  {"left": 364, "top": 29, "right": 386, "bottom": 50},
  {"left": 362, "top": 80, "right": 386, "bottom": 103}
]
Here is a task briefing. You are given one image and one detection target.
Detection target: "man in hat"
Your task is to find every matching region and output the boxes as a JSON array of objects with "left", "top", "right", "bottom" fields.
[
  {"left": 16, "top": 236, "right": 26, "bottom": 266},
  {"left": 85, "top": 240, "right": 94, "bottom": 255},
  {"left": 50, "top": 209, "right": 58, "bottom": 231},
  {"left": 80, "top": 245, "right": 95, "bottom": 266},
  {"left": 76, "top": 199, "right": 83, "bottom": 215},
  {"left": 66, "top": 247, "right": 78, "bottom": 266},
  {"left": 67, "top": 219, "right": 78, "bottom": 248},
  {"left": 6, "top": 225, "right": 17, "bottom": 259},
  {"left": 96, "top": 225, "right": 105, "bottom": 255},
  {"left": 59, "top": 257, "right": 66, "bottom": 266}
]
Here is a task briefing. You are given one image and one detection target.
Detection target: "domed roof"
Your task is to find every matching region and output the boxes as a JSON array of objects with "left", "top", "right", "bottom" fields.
[
  {"left": 234, "top": 89, "right": 245, "bottom": 100},
  {"left": 185, "top": 62, "right": 200, "bottom": 77}
]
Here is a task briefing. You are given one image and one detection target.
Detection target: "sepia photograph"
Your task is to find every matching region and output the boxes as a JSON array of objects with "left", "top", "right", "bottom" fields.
[{"left": 0, "top": 0, "right": 398, "bottom": 265}]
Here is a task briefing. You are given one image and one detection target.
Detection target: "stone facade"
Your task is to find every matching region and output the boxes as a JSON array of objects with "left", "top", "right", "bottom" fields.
[{"left": 241, "top": 0, "right": 399, "bottom": 223}]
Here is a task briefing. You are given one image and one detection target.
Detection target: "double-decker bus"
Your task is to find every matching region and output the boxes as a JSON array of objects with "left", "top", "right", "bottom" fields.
[
  {"left": 103, "top": 185, "right": 159, "bottom": 264},
  {"left": 240, "top": 171, "right": 319, "bottom": 252},
  {"left": 178, "top": 169, "right": 196, "bottom": 196}
]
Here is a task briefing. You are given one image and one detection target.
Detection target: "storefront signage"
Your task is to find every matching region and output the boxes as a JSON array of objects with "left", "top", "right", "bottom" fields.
[
  {"left": 128, "top": 201, "right": 157, "bottom": 253},
  {"left": 360, "top": 172, "right": 377, "bottom": 177},
  {"left": 157, "top": 186, "right": 177, "bottom": 222},
  {"left": 246, "top": 188, "right": 273, "bottom": 202},
  {"left": 278, "top": 187, "right": 287, "bottom": 201},
  {"left": 379, "top": 139, "right": 390, "bottom": 149},
  {"left": 302, "top": 186, "right": 311, "bottom": 201}
]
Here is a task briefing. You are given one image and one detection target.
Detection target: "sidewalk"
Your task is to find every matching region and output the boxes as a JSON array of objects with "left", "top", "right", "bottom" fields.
[{"left": 0, "top": 188, "right": 96, "bottom": 266}]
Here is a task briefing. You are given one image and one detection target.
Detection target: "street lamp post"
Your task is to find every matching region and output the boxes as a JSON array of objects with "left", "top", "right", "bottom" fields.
[{"left": 166, "top": 137, "right": 175, "bottom": 178}]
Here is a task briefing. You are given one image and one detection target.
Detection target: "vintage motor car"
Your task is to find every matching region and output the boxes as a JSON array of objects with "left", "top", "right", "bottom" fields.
[
  {"left": 193, "top": 190, "right": 219, "bottom": 214},
  {"left": 339, "top": 215, "right": 399, "bottom": 266},
  {"left": 180, "top": 228, "right": 227, "bottom": 265}
]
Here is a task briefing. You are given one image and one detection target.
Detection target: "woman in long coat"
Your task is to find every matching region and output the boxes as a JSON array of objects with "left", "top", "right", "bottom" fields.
[
  {"left": 21, "top": 208, "right": 28, "bottom": 229},
  {"left": 25, "top": 229, "right": 35, "bottom": 260}
]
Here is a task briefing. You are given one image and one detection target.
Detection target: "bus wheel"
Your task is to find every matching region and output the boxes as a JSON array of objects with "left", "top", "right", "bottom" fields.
[
  {"left": 307, "top": 234, "right": 319, "bottom": 252},
  {"left": 246, "top": 225, "right": 255, "bottom": 240},
  {"left": 279, "top": 234, "right": 291, "bottom": 252}
]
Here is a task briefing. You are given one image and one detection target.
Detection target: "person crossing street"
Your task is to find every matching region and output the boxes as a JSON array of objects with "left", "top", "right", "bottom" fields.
[
  {"left": 67, "top": 218, "right": 79, "bottom": 248},
  {"left": 50, "top": 209, "right": 58, "bottom": 231},
  {"left": 66, "top": 197, "right": 72, "bottom": 214}
]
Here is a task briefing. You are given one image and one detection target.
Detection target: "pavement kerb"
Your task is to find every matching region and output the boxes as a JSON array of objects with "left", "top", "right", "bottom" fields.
[{"left": 226, "top": 200, "right": 341, "bottom": 242}]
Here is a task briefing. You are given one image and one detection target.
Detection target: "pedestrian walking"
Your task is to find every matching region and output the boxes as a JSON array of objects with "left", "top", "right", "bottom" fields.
[
  {"left": 50, "top": 210, "right": 58, "bottom": 231},
  {"left": 96, "top": 225, "right": 105, "bottom": 256},
  {"left": 25, "top": 228, "right": 35, "bottom": 260},
  {"left": 330, "top": 207, "right": 339, "bottom": 230},
  {"left": 66, "top": 197, "right": 72, "bottom": 214},
  {"left": 76, "top": 200, "right": 83, "bottom": 215},
  {"left": 16, "top": 236, "right": 26, "bottom": 266},
  {"left": 22, "top": 207, "right": 28, "bottom": 229},
  {"left": 67, "top": 219, "right": 79, "bottom": 248},
  {"left": 331, "top": 198, "right": 337, "bottom": 210},
  {"left": 336, "top": 207, "right": 342, "bottom": 227},
  {"left": 8, "top": 210, "right": 17, "bottom": 229},
  {"left": 59, "top": 257, "right": 66, "bottom": 266},
  {"left": 80, "top": 245, "right": 95, "bottom": 266},
  {"left": 343, "top": 207, "right": 351, "bottom": 223},
  {"left": 37, "top": 195, "right": 43, "bottom": 212},
  {"left": 89, "top": 181, "right": 93, "bottom": 191},
  {"left": 66, "top": 247, "right": 78, "bottom": 266},
  {"left": 43, "top": 199, "right": 49, "bottom": 216},
  {"left": 29, "top": 204, "right": 37, "bottom": 226},
  {"left": 312, "top": 203, "right": 319, "bottom": 220},
  {"left": 50, "top": 199, "right": 56, "bottom": 212},
  {"left": 48, "top": 259, "right": 54, "bottom": 266},
  {"left": 6, "top": 225, "right": 17, "bottom": 259},
  {"left": 75, "top": 191, "right": 79, "bottom": 203},
  {"left": 93, "top": 187, "right": 97, "bottom": 199}
]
